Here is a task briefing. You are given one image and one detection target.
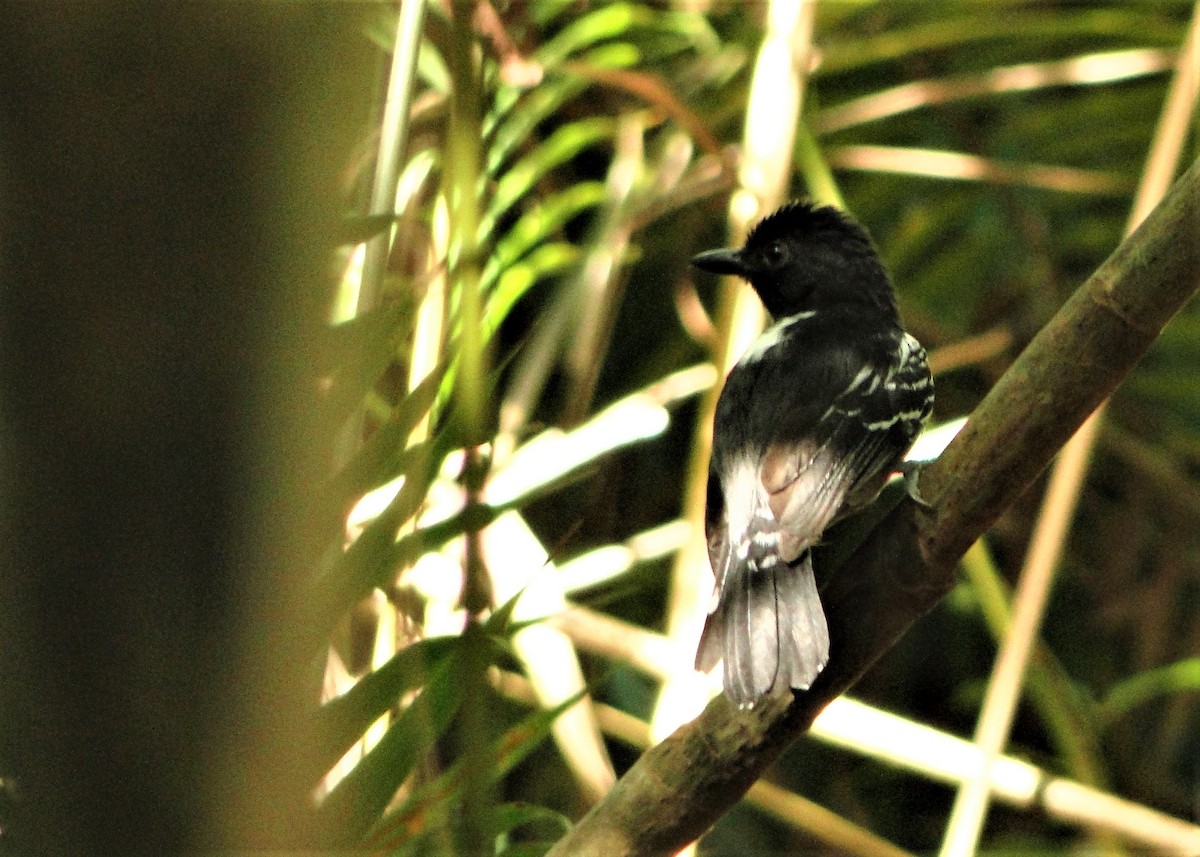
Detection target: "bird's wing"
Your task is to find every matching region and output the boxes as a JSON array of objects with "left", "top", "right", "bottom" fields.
[
  {"left": 702, "top": 469, "right": 729, "bottom": 584},
  {"left": 697, "top": 468, "right": 733, "bottom": 673},
  {"left": 884, "top": 332, "right": 935, "bottom": 443},
  {"left": 762, "top": 335, "right": 931, "bottom": 562}
]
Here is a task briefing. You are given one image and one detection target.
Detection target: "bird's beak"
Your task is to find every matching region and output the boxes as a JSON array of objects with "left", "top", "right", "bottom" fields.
[{"left": 690, "top": 247, "right": 745, "bottom": 276}]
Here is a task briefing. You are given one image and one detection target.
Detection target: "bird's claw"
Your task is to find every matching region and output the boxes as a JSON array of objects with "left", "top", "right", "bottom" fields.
[{"left": 899, "top": 460, "right": 932, "bottom": 509}]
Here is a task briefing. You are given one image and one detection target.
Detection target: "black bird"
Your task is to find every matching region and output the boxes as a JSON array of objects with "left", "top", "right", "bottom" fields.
[{"left": 691, "top": 200, "right": 934, "bottom": 708}]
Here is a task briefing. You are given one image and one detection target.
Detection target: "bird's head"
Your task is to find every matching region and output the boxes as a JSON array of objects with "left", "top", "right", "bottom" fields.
[{"left": 691, "top": 200, "right": 897, "bottom": 321}]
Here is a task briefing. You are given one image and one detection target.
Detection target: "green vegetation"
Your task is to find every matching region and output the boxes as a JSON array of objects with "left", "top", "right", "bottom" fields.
[
  {"left": 319, "top": 2, "right": 1200, "bottom": 854},
  {"left": 5, "top": 2, "right": 1198, "bottom": 855}
]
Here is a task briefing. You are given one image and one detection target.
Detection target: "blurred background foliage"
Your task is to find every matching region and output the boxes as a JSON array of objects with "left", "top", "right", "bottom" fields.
[{"left": 314, "top": 1, "right": 1199, "bottom": 854}]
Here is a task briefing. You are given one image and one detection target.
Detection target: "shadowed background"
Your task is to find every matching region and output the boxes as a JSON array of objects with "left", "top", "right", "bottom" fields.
[{"left": 0, "top": 5, "right": 372, "bottom": 851}]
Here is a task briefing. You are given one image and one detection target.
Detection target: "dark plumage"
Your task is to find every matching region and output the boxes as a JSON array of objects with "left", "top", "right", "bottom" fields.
[{"left": 691, "top": 200, "right": 934, "bottom": 708}]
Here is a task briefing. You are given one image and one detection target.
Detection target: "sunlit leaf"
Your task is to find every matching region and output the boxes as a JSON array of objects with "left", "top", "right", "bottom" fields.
[
  {"left": 316, "top": 646, "right": 468, "bottom": 843},
  {"left": 482, "top": 117, "right": 616, "bottom": 239},
  {"left": 318, "top": 303, "right": 407, "bottom": 426},
  {"left": 312, "top": 635, "right": 460, "bottom": 781},
  {"left": 1097, "top": 658, "right": 1200, "bottom": 727},
  {"left": 417, "top": 36, "right": 450, "bottom": 93},
  {"left": 327, "top": 364, "right": 449, "bottom": 510},
  {"left": 312, "top": 431, "right": 455, "bottom": 628},
  {"left": 483, "top": 183, "right": 607, "bottom": 290},
  {"left": 484, "top": 243, "right": 581, "bottom": 337},
  {"left": 364, "top": 690, "right": 587, "bottom": 852}
]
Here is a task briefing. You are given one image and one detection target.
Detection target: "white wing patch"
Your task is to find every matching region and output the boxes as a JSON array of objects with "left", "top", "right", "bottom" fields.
[{"left": 736, "top": 310, "right": 816, "bottom": 367}]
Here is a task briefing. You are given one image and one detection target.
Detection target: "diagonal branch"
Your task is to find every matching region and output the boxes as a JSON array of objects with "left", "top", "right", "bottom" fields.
[{"left": 546, "top": 156, "right": 1200, "bottom": 857}]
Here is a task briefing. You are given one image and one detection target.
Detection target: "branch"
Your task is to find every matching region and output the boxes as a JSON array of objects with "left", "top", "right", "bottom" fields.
[{"left": 546, "top": 156, "right": 1200, "bottom": 857}]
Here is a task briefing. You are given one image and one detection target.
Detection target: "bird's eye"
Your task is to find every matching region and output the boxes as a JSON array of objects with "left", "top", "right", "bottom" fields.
[{"left": 764, "top": 240, "right": 785, "bottom": 266}]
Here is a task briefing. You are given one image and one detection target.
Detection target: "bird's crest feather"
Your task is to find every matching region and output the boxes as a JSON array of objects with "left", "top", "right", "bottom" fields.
[{"left": 745, "top": 200, "right": 866, "bottom": 251}]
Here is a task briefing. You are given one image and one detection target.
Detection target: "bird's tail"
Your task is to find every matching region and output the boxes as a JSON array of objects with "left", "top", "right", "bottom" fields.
[{"left": 696, "top": 536, "right": 829, "bottom": 708}]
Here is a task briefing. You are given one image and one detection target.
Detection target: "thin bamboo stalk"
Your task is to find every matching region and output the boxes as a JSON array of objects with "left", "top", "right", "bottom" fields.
[
  {"left": 324, "top": 0, "right": 431, "bottom": 789},
  {"left": 939, "top": 417, "right": 1102, "bottom": 857},
  {"left": 959, "top": 540, "right": 1109, "bottom": 792},
  {"left": 445, "top": 8, "right": 493, "bottom": 854},
  {"left": 359, "top": 0, "right": 427, "bottom": 315},
  {"left": 814, "top": 48, "right": 1175, "bottom": 134},
  {"left": 484, "top": 511, "right": 616, "bottom": 804},
  {"left": 826, "top": 145, "right": 1130, "bottom": 195}
]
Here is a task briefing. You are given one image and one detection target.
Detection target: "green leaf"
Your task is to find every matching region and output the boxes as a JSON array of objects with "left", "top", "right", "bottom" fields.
[
  {"left": 311, "top": 600, "right": 530, "bottom": 808},
  {"left": 482, "top": 183, "right": 607, "bottom": 291},
  {"left": 493, "top": 801, "right": 572, "bottom": 838},
  {"left": 534, "top": 3, "right": 650, "bottom": 67},
  {"left": 1097, "top": 658, "right": 1200, "bottom": 727},
  {"left": 362, "top": 5, "right": 401, "bottom": 52},
  {"left": 499, "top": 841, "right": 560, "bottom": 857},
  {"left": 312, "top": 635, "right": 460, "bottom": 781},
  {"left": 528, "top": 2, "right": 716, "bottom": 69},
  {"left": 481, "top": 117, "right": 616, "bottom": 240},
  {"left": 818, "top": 9, "right": 1181, "bottom": 74},
  {"left": 318, "top": 303, "right": 407, "bottom": 427},
  {"left": 494, "top": 802, "right": 572, "bottom": 857},
  {"left": 530, "top": 0, "right": 582, "bottom": 28},
  {"left": 484, "top": 243, "right": 581, "bottom": 338},
  {"left": 488, "top": 44, "right": 640, "bottom": 173},
  {"left": 326, "top": 364, "right": 449, "bottom": 511},
  {"left": 485, "top": 587, "right": 526, "bottom": 638},
  {"left": 364, "top": 690, "right": 587, "bottom": 852},
  {"left": 316, "top": 644, "right": 469, "bottom": 844}
]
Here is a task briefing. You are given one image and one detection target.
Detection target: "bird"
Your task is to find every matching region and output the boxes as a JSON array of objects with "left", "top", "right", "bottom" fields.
[{"left": 690, "top": 200, "right": 934, "bottom": 708}]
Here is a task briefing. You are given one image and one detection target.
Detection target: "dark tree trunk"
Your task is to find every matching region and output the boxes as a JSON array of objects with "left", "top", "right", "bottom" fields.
[{"left": 0, "top": 5, "right": 373, "bottom": 852}]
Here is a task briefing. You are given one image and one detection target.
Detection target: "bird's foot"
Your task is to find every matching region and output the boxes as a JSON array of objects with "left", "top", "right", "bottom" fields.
[{"left": 899, "top": 460, "right": 932, "bottom": 509}]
